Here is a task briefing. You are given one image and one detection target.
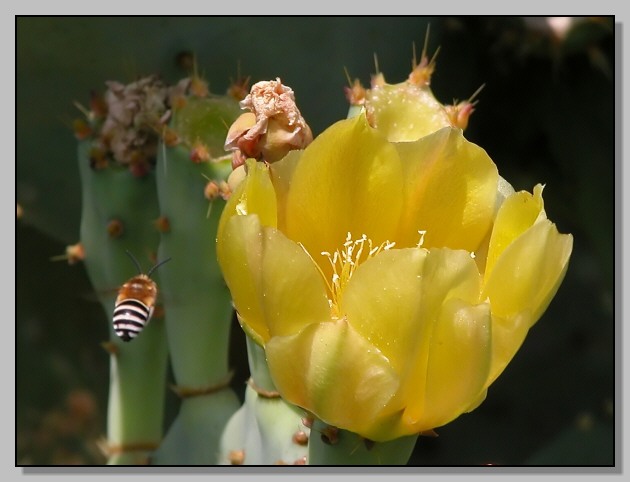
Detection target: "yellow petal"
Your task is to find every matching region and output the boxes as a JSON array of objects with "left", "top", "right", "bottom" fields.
[
  {"left": 217, "top": 214, "right": 269, "bottom": 343},
  {"left": 217, "top": 159, "right": 277, "bottom": 242},
  {"left": 484, "top": 184, "right": 544, "bottom": 283},
  {"left": 482, "top": 220, "right": 573, "bottom": 384},
  {"left": 217, "top": 215, "right": 330, "bottom": 344},
  {"left": 340, "top": 246, "right": 488, "bottom": 430},
  {"left": 266, "top": 319, "right": 402, "bottom": 440},
  {"left": 339, "top": 248, "right": 428, "bottom": 374},
  {"left": 258, "top": 226, "right": 331, "bottom": 338},
  {"left": 409, "top": 299, "right": 491, "bottom": 431},
  {"left": 483, "top": 219, "right": 573, "bottom": 321},
  {"left": 386, "top": 248, "right": 489, "bottom": 429},
  {"left": 269, "top": 149, "right": 302, "bottom": 232},
  {"left": 395, "top": 127, "right": 499, "bottom": 252},
  {"left": 484, "top": 312, "right": 532, "bottom": 388},
  {"left": 216, "top": 160, "right": 279, "bottom": 343},
  {"left": 284, "top": 114, "right": 404, "bottom": 271}
]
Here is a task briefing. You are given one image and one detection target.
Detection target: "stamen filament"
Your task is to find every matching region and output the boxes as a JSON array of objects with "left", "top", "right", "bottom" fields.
[{"left": 314, "top": 233, "right": 397, "bottom": 317}]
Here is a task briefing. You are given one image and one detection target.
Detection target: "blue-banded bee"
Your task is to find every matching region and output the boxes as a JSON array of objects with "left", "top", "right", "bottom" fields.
[{"left": 112, "top": 251, "right": 171, "bottom": 342}]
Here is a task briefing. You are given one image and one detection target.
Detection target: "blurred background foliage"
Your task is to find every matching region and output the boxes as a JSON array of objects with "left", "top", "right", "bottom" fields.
[{"left": 16, "top": 16, "right": 615, "bottom": 466}]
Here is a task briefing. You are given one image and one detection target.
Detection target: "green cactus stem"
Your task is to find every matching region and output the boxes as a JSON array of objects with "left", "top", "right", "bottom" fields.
[
  {"left": 75, "top": 76, "right": 180, "bottom": 464},
  {"left": 150, "top": 91, "right": 243, "bottom": 465},
  {"left": 219, "top": 336, "right": 310, "bottom": 465},
  {"left": 77, "top": 139, "right": 168, "bottom": 466},
  {"left": 307, "top": 420, "right": 419, "bottom": 465}
]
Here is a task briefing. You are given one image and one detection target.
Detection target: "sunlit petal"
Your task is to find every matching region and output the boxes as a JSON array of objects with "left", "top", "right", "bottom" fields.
[
  {"left": 217, "top": 158, "right": 277, "bottom": 242},
  {"left": 218, "top": 215, "right": 331, "bottom": 344},
  {"left": 340, "top": 248, "right": 427, "bottom": 373},
  {"left": 258, "top": 226, "right": 331, "bottom": 338},
  {"left": 483, "top": 220, "right": 573, "bottom": 321},
  {"left": 217, "top": 214, "right": 269, "bottom": 343},
  {"left": 484, "top": 184, "right": 545, "bottom": 283},
  {"left": 482, "top": 220, "right": 573, "bottom": 384},
  {"left": 394, "top": 127, "right": 498, "bottom": 252},
  {"left": 405, "top": 300, "right": 491, "bottom": 431},
  {"left": 284, "top": 115, "right": 404, "bottom": 267},
  {"left": 266, "top": 318, "right": 402, "bottom": 439}
]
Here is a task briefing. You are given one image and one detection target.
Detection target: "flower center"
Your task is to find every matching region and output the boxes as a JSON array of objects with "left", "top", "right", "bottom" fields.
[{"left": 302, "top": 232, "right": 396, "bottom": 318}]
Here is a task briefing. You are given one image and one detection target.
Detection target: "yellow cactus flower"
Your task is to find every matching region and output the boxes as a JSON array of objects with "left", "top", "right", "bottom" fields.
[{"left": 216, "top": 112, "right": 572, "bottom": 442}]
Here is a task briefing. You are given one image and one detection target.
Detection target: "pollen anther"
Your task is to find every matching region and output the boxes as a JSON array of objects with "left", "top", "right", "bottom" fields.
[{"left": 303, "top": 233, "right": 396, "bottom": 318}]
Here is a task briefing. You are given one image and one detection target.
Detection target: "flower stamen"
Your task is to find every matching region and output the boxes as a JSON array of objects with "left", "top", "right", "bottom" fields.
[
  {"left": 300, "top": 233, "right": 397, "bottom": 317},
  {"left": 416, "top": 230, "right": 427, "bottom": 248},
  {"left": 325, "top": 232, "right": 395, "bottom": 317}
]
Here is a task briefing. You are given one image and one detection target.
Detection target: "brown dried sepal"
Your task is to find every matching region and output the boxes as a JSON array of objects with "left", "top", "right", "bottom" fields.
[{"left": 224, "top": 78, "right": 313, "bottom": 164}]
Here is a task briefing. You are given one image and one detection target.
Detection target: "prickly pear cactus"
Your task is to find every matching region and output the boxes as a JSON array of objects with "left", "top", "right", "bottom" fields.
[
  {"left": 65, "top": 36, "right": 573, "bottom": 466},
  {"left": 218, "top": 336, "right": 310, "bottom": 465},
  {"left": 74, "top": 76, "right": 174, "bottom": 465},
  {"left": 149, "top": 75, "right": 244, "bottom": 465}
]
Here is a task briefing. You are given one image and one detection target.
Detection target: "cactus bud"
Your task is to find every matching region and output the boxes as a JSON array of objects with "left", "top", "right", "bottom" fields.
[{"left": 224, "top": 78, "right": 312, "bottom": 164}]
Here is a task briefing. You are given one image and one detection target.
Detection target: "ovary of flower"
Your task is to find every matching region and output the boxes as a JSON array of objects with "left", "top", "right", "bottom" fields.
[{"left": 301, "top": 232, "right": 396, "bottom": 319}]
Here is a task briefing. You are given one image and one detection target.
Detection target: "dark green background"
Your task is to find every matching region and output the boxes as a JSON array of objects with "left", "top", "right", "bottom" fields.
[{"left": 16, "top": 16, "right": 616, "bottom": 466}]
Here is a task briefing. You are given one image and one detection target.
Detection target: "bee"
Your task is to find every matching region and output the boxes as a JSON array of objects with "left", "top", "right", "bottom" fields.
[{"left": 112, "top": 251, "right": 171, "bottom": 342}]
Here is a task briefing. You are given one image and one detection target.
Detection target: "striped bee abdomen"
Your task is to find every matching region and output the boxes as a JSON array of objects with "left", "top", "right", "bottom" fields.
[
  {"left": 112, "top": 251, "right": 170, "bottom": 343},
  {"left": 112, "top": 298, "right": 154, "bottom": 342}
]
